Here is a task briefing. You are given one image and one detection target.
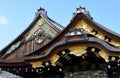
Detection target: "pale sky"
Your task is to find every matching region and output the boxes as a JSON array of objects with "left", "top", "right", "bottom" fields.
[{"left": 0, "top": 0, "right": 120, "bottom": 49}]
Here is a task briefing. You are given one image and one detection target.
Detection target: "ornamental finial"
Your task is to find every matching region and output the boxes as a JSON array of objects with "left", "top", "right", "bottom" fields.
[
  {"left": 75, "top": 6, "right": 93, "bottom": 19},
  {"left": 35, "top": 7, "right": 47, "bottom": 18}
]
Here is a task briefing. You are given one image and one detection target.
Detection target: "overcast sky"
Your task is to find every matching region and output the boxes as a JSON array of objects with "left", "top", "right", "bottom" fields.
[{"left": 0, "top": 0, "right": 120, "bottom": 49}]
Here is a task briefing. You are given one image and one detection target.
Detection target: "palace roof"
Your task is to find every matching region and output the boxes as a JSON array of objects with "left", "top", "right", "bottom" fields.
[
  {"left": 0, "top": 7, "right": 64, "bottom": 61},
  {"left": 0, "top": 6, "right": 120, "bottom": 67}
]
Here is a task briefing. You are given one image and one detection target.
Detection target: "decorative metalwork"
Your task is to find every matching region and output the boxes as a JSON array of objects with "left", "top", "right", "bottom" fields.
[
  {"left": 36, "top": 39, "right": 44, "bottom": 44},
  {"left": 69, "top": 46, "right": 87, "bottom": 57},
  {"left": 35, "top": 7, "right": 47, "bottom": 18},
  {"left": 76, "top": 6, "right": 92, "bottom": 19}
]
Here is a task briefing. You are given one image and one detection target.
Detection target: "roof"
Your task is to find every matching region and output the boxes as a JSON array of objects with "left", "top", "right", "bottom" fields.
[
  {"left": 23, "top": 7, "right": 120, "bottom": 60},
  {"left": 1, "top": 6, "right": 120, "bottom": 66},
  {"left": 0, "top": 7, "right": 64, "bottom": 58}
]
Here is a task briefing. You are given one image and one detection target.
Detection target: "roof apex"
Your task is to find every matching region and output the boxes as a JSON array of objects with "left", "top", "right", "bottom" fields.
[
  {"left": 73, "top": 6, "right": 93, "bottom": 20},
  {"left": 35, "top": 7, "right": 47, "bottom": 18}
]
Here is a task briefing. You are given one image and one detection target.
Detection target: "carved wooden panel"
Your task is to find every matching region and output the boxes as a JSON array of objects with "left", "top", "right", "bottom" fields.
[{"left": 3, "top": 17, "right": 59, "bottom": 60}]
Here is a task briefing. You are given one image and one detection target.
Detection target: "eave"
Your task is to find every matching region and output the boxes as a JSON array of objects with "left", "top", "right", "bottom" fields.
[{"left": 1, "top": 36, "right": 120, "bottom": 65}]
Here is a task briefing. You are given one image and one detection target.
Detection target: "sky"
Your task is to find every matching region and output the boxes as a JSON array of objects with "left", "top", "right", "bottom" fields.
[{"left": 0, "top": 0, "right": 120, "bottom": 49}]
